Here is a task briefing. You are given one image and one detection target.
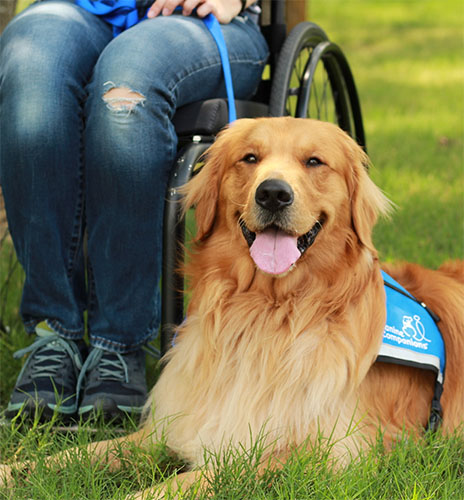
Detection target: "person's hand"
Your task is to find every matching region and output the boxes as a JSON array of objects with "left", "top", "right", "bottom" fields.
[{"left": 147, "top": 0, "right": 244, "bottom": 24}]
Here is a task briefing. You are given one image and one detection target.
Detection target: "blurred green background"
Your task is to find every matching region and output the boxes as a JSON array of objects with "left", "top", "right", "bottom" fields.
[{"left": 310, "top": 0, "right": 463, "bottom": 267}]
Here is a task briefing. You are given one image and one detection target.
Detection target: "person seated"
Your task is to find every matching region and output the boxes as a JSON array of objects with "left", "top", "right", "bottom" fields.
[{"left": 0, "top": 0, "right": 268, "bottom": 420}]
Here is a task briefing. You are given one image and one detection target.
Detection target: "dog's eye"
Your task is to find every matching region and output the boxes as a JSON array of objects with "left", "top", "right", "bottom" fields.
[
  {"left": 241, "top": 154, "right": 258, "bottom": 164},
  {"left": 306, "top": 157, "right": 324, "bottom": 168}
]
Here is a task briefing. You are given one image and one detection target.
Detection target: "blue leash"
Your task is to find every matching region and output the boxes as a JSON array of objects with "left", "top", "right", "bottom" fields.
[
  {"left": 75, "top": 0, "right": 237, "bottom": 122},
  {"left": 201, "top": 13, "right": 237, "bottom": 122}
]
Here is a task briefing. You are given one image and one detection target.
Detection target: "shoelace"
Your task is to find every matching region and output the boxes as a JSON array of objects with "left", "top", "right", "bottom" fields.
[
  {"left": 76, "top": 348, "right": 129, "bottom": 401},
  {"left": 14, "top": 331, "right": 82, "bottom": 380}
]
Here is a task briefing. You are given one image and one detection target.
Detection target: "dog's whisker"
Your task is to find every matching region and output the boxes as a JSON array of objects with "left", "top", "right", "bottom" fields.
[{"left": 230, "top": 198, "right": 247, "bottom": 209}]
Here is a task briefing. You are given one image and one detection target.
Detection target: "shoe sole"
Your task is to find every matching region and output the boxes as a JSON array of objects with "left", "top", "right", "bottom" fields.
[
  {"left": 5, "top": 399, "right": 77, "bottom": 421},
  {"left": 79, "top": 397, "right": 143, "bottom": 420}
]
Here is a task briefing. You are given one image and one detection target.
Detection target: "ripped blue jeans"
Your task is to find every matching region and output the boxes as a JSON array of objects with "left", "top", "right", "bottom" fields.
[{"left": 0, "top": 0, "right": 269, "bottom": 352}]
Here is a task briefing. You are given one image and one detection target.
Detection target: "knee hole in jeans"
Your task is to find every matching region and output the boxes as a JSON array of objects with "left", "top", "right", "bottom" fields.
[{"left": 102, "top": 86, "right": 146, "bottom": 112}]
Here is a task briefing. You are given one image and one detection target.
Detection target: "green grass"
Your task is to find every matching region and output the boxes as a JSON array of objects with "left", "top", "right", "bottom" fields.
[
  {"left": 0, "top": 239, "right": 26, "bottom": 408},
  {"left": 309, "top": 0, "right": 464, "bottom": 267},
  {"left": 1, "top": 416, "right": 463, "bottom": 499},
  {"left": 1, "top": 0, "right": 463, "bottom": 498}
]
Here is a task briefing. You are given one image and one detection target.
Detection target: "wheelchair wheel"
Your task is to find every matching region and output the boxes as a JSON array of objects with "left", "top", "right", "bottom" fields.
[{"left": 269, "top": 22, "right": 366, "bottom": 148}]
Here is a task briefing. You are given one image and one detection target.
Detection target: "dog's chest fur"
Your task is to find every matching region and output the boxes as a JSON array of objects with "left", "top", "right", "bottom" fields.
[{"left": 149, "top": 280, "right": 382, "bottom": 466}]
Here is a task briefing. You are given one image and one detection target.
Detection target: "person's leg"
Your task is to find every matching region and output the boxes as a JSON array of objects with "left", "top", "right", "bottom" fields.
[
  {"left": 78, "top": 12, "right": 268, "bottom": 415},
  {"left": 0, "top": 0, "right": 113, "bottom": 338},
  {"left": 0, "top": 0, "right": 113, "bottom": 417},
  {"left": 84, "top": 12, "right": 268, "bottom": 351}
]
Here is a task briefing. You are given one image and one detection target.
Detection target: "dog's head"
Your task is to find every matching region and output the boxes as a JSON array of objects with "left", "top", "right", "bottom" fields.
[{"left": 183, "top": 117, "right": 390, "bottom": 277}]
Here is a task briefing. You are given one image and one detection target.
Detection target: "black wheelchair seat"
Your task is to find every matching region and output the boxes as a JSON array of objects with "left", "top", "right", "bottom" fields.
[{"left": 173, "top": 99, "right": 269, "bottom": 137}]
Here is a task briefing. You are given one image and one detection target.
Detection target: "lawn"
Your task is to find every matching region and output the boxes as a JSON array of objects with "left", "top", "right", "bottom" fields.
[
  {"left": 1, "top": 0, "right": 463, "bottom": 498},
  {"left": 309, "top": 0, "right": 464, "bottom": 267}
]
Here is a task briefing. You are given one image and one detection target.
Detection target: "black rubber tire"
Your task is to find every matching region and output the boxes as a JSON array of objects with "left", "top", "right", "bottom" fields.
[{"left": 269, "top": 22, "right": 366, "bottom": 149}]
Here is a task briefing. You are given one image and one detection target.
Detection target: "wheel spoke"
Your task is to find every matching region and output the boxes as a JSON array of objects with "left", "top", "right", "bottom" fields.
[
  {"left": 312, "top": 70, "right": 321, "bottom": 118},
  {"left": 269, "top": 22, "right": 365, "bottom": 147},
  {"left": 320, "top": 69, "right": 331, "bottom": 121}
]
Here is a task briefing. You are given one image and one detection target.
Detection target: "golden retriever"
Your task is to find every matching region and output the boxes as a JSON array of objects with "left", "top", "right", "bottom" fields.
[{"left": 1, "top": 117, "right": 463, "bottom": 498}]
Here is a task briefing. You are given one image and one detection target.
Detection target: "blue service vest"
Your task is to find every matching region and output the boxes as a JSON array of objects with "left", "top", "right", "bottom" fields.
[{"left": 377, "top": 270, "right": 445, "bottom": 430}]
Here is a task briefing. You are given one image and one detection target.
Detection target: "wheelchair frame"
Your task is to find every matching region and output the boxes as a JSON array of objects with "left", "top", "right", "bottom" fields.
[{"left": 160, "top": 0, "right": 365, "bottom": 355}]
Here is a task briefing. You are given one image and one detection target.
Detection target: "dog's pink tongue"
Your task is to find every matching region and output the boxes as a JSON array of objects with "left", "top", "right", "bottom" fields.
[{"left": 250, "top": 228, "right": 301, "bottom": 275}]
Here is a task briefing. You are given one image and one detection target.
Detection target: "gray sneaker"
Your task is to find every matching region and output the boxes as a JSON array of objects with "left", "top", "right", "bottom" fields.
[
  {"left": 6, "top": 327, "right": 86, "bottom": 419},
  {"left": 77, "top": 347, "right": 147, "bottom": 419}
]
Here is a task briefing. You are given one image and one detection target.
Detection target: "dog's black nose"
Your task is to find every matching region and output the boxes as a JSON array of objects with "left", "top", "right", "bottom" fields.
[{"left": 255, "top": 179, "right": 294, "bottom": 212}]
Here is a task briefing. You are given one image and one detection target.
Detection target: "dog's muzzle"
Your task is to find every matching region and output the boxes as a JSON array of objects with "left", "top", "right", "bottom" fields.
[{"left": 240, "top": 179, "right": 325, "bottom": 275}]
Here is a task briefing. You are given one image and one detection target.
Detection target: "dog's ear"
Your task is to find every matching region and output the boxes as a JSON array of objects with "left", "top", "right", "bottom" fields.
[
  {"left": 181, "top": 121, "right": 251, "bottom": 241},
  {"left": 181, "top": 140, "right": 225, "bottom": 242},
  {"left": 345, "top": 136, "right": 392, "bottom": 252}
]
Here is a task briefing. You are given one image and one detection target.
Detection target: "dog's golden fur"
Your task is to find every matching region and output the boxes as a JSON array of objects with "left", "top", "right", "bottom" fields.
[
  {"left": 148, "top": 118, "right": 463, "bottom": 463},
  {"left": 2, "top": 118, "right": 463, "bottom": 498}
]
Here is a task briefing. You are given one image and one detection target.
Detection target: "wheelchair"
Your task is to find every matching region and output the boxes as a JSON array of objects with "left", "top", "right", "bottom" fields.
[{"left": 160, "top": 1, "right": 365, "bottom": 355}]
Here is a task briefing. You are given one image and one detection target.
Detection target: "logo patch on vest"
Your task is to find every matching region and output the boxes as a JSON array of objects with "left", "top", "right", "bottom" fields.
[{"left": 378, "top": 271, "right": 445, "bottom": 384}]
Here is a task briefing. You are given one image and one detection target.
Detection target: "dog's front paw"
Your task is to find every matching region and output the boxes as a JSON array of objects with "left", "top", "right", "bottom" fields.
[
  {"left": 125, "top": 485, "right": 167, "bottom": 500},
  {"left": 125, "top": 470, "right": 205, "bottom": 499},
  {"left": 0, "top": 463, "right": 14, "bottom": 488}
]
